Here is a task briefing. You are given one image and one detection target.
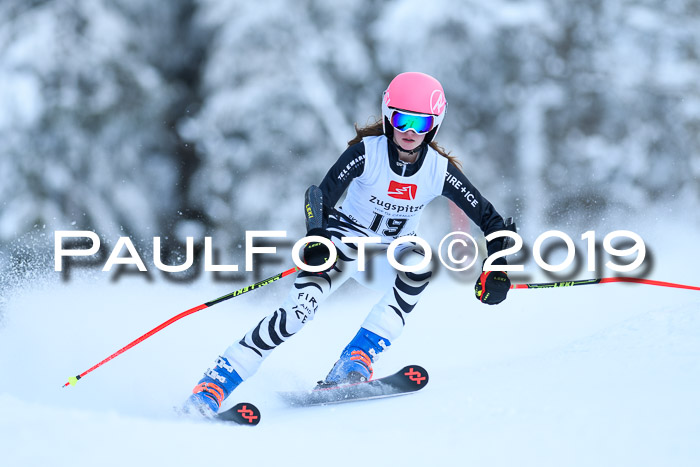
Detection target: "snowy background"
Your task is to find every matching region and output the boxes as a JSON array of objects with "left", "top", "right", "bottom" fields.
[{"left": 1, "top": 1, "right": 699, "bottom": 466}]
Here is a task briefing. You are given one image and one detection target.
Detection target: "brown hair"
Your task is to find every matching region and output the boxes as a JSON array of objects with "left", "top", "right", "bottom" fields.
[{"left": 348, "top": 120, "right": 462, "bottom": 170}]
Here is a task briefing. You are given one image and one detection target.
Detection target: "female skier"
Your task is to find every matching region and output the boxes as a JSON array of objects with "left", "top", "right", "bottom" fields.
[{"left": 185, "top": 72, "right": 512, "bottom": 416}]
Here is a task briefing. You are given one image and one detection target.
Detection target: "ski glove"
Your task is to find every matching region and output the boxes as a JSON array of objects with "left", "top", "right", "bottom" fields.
[
  {"left": 303, "top": 228, "right": 336, "bottom": 272},
  {"left": 475, "top": 270, "right": 510, "bottom": 305}
]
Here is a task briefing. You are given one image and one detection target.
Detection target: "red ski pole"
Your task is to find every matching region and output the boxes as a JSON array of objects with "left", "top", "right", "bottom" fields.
[
  {"left": 511, "top": 277, "right": 700, "bottom": 291},
  {"left": 62, "top": 266, "right": 300, "bottom": 388}
]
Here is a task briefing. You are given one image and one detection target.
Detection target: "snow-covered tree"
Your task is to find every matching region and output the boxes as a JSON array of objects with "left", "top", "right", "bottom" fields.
[
  {"left": 1, "top": 0, "right": 698, "bottom": 262},
  {"left": 0, "top": 0, "right": 196, "bottom": 245}
]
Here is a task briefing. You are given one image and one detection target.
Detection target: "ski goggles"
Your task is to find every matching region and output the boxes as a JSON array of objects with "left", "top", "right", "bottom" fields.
[{"left": 390, "top": 110, "right": 435, "bottom": 134}]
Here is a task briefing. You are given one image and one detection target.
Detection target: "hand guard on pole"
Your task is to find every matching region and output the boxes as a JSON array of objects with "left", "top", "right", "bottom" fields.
[
  {"left": 303, "top": 231, "right": 335, "bottom": 270},
  {"left": 475, "top": 270, "right": 511, "bottom": 305},
  {"left": 303, "top": 185, "right": 336, "bottom": 272},
  {"left": 475, "top": 217, "right": 516, "bottom": 305}
]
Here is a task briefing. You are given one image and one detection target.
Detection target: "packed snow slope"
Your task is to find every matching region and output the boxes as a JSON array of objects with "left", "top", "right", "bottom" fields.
[{"left": 1, "top": 225, "right": 699, "bottom": 467}]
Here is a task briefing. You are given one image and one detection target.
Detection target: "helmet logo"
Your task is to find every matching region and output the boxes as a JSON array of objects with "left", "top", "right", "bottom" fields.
[
  {"left": 383, "top": 91, "right": 391, "bottom": 106},
  {"left": 430, "top": 90, "right": 446, "bottom": 115}
]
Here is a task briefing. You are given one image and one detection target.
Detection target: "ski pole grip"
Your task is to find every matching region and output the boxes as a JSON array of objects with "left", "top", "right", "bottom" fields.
[
  {"left": 501, "top": 217, "right": 517, "bottom": 251},
  {"left": 304, "top": 185, "right": 325, "bottom": 232}
]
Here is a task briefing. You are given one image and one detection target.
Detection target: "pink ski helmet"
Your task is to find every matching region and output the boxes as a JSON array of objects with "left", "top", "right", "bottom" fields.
[{"left": 382, "top": 72, "right": 447, "bottom": 143}]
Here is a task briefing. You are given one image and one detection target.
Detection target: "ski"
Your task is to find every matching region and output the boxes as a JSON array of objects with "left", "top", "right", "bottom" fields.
[
  {"left": 216, "top": 402, "right": 261, "bottom": 425},
  {"left": 278, "top": 365, "right": 429, "bottom": 407}
]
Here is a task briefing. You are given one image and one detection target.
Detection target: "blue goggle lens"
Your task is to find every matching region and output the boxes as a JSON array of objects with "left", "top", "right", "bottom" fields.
[{"left": 390, "top": 111, "right": 434, "bottom": 134}]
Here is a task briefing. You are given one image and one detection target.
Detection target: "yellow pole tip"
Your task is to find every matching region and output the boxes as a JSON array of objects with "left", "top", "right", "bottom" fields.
[{"left": 68, "top": 376, "right": 79, "bottom": 386}]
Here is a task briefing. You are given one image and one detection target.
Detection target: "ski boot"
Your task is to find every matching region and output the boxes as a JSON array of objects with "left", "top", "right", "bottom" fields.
[
  {"left": 183, "top": 356, "right": 243, "bottom": 417},
  {"left": 318, "top": 328, "right": 391, "bottom": 387}
]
